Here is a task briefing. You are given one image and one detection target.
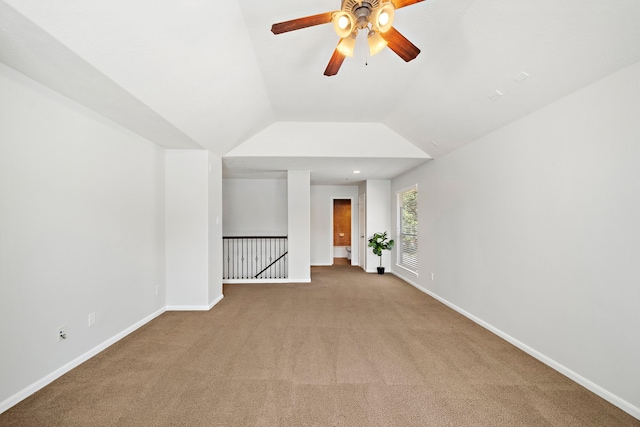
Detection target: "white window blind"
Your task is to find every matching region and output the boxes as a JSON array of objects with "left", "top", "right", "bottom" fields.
[{"left": 397, "top": 186, "right": 418, "bottom": 272}]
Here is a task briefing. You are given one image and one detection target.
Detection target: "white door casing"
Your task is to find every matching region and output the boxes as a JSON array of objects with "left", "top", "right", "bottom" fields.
[{"left": 358, "top": 194, "right": 366, "bottom": 271}]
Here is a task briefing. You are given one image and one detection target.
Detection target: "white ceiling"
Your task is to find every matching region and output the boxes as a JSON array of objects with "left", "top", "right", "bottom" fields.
[{"left": 2, "top": 0, "right": 640, "bottom": 184}]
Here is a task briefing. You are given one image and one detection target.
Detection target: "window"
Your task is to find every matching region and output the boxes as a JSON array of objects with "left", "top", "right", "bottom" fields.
[{"left": 397, "top": 185, "right": 418, "bottom": 273}]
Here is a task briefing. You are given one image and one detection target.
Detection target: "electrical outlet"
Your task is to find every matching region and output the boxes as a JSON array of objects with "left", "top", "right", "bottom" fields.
[
  {"left": 57, "top": 325, "right": 67, "bottom": 341},
  {"left": 88, "top": 313, "right": 95, "bottom": 327}
]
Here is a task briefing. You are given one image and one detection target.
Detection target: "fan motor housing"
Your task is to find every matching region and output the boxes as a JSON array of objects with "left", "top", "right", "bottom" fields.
[
  {"left": 354, "top": 3, "right": 373, "bottom": 28},
  {"left": 343, "top": 1, "right": 388, "bottom": 30},
  {"left": 342, "top": 0, "right": 381, "bottom": 13}
]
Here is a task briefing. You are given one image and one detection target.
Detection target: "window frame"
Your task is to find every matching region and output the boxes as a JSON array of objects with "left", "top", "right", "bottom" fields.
[{"left": 396, "top": 184, "right": 418, "bottom": 274}]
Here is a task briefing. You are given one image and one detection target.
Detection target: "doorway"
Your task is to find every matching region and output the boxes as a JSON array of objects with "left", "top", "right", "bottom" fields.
[{"left": 332, "top": 199, "right": 351, "bottom": 265}]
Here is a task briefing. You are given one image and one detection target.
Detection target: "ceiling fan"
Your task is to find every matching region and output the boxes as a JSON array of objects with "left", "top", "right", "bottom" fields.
[{"left": 271, "top": 0, "right": 424, "bottom": 76}]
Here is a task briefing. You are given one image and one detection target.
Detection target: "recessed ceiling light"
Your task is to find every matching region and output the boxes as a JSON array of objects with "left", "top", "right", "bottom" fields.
[{"left": 353, "top": 170, "right": 361, "bottom": 174}]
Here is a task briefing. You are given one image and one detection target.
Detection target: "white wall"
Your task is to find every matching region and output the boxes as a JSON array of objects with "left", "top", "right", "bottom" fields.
[
  {"left": 208, "top": 153, "right": 224, "bottom": 306},
  {"left": 165, "top": 150, "right": 209, "bottom": 310},
  {"left": 222, "top": 179, "right": 288, "bottom": 236},
  {"left": 391, "top": 61, "right": 640, "bottom": 418},
  {"left": 0, "top": 65, "right": 166, "bottom": 411},
  {"left": 287, "top": 170, "right": 311, "bottom": 282},
  {"left": 310, "top": 185, "right": 359, "bottom": 266},
  {"left": 365, "top": 180, "right": 392, "bottom": 272},
  {"left": 333, "top": 247, "right": 349, "bottom": 258}
]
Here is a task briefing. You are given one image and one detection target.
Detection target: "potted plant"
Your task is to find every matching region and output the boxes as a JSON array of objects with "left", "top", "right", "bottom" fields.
[{"left": 368, "top": 231, "right": 394, "bottom": 274}]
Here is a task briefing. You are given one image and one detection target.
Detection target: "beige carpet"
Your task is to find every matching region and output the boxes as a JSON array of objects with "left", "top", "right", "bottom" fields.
[{"left": 2, "top": 265, "right": 638, "bottom": 426}]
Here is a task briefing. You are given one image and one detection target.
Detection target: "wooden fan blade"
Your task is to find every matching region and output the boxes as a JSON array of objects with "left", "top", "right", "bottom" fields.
[
  {"left": 392, "top": 0, "right": 425, "bottom": 9},
  {"left": 380, "top": 26, "right": 421, "bottom": 62},
  {"left": 271, "top": 12, "right": 334, "bottom": 34},
  {"left": 324, "top": 47, "right": 346, "bottom": 76}
]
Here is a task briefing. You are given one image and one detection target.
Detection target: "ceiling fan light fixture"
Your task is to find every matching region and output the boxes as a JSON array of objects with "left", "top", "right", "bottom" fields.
[
  {"left": 337, "top": 34, "right": 357, "bottom": 57},
  {"left": 333, "top": 11, "right": 355, "bottom": 38},
  {"left": 379, "top": 11, "right": 389, "bottom": 26},
  {"left": 373, "top": 3, "right": 395, "bottom": 33},
  {"left": 271, "top": 0, "right": 423, "bottom": 76},
  {"left": 367, "top": 30, "right": 388, "bottom": 56}
]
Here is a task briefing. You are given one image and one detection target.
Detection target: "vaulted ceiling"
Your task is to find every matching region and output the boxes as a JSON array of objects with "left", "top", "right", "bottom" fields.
[{"left": 2, "top": 0, "right": 640, "bottom": 184}]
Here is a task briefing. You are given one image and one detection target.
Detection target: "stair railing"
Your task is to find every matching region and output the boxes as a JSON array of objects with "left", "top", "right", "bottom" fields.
[{"left": 223, "top": 236, "right": 288, "bottom": 280}]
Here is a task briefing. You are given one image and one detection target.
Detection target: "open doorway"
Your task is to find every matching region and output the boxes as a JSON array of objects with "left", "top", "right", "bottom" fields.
[{"left": 332, "top": 199, "right": 352, "bottom": 265}]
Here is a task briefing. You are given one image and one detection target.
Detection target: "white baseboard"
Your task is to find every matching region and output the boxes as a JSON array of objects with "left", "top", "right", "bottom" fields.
[
  {"left": 208, "top": 294, "right": 224, "bottom": 309},
  {"left": 166, "top": 305, "right": 210, "bottom": 311},
  {"left": 0, "top": 307, "right": 166, "bottom": 415},
  {"left": 164, "top": 293, "right": 226, "bottom": 312},
  {"left": 1, "top": 295, "right": 229, "bottom": 414},
  {"left": 392, "top": 272, "right": 640, "bottom": 421}
]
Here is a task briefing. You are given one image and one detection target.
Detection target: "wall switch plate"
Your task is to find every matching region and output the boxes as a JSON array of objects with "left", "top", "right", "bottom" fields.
[
  {"left": 88, "top": 313, "right": 95, "bottom": 327},
  {"left": 431, "top": 272, "right": 435, "bottom": 281},
  {"left": 57, "top": 325, "right": 67, "bottom": 341},
  {"left": 155, "top": 286, "right": 160, "bottom": 296}
]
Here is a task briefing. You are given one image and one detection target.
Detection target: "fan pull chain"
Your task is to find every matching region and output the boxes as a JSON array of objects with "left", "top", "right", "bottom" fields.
[{"left": 364, "top": 38, "right": 368, "bottom": 67}]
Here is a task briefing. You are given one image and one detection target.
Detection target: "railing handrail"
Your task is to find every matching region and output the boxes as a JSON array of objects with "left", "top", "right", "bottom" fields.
[
  {"left": 254, "top": 251, "right": 288, "bottom": 278},
  {"left": 223, "top": 236, "right": 287, "bottom": 239}
]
